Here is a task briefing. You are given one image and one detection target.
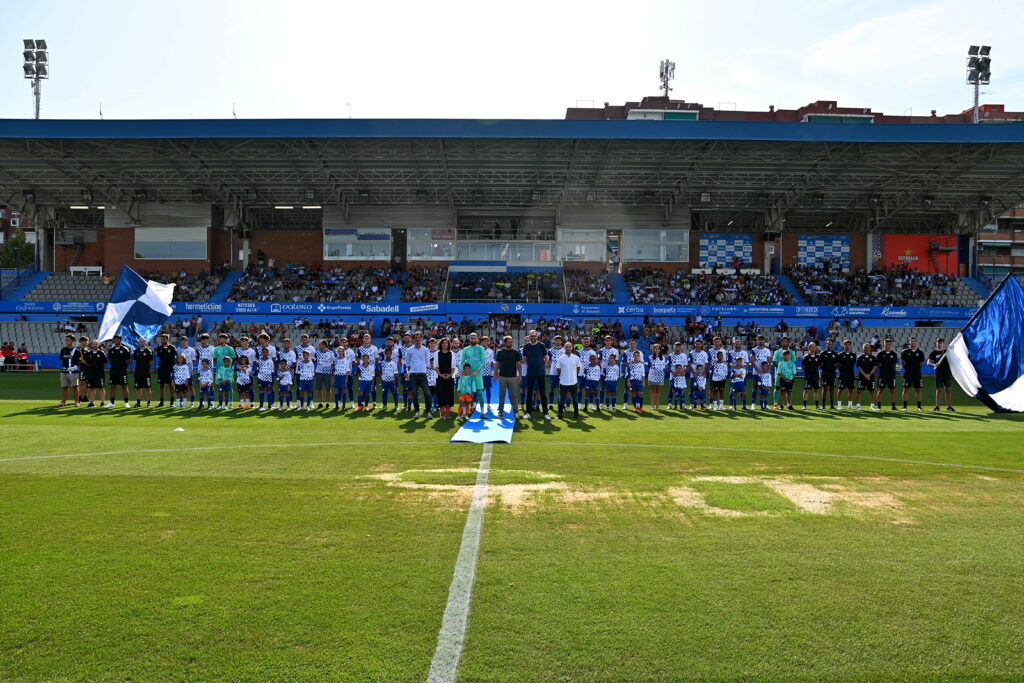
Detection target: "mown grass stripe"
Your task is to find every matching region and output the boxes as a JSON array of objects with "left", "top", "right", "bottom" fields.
[{"left": 428, "top": 443, "right": 492, "bottom": 683}]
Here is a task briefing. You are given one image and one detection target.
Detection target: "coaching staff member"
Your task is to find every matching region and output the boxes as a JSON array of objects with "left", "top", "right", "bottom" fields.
[
  {"left": 107, "top": 334, "right": 133, "bottom": 408},
  {"left": 155, "top": 333, "right": 177, "bottom": 407},
  {"left": 57, "top": 333, "right": 82, "bottom": 407},
  {"left": 494, "top": 335, "right": 522, "bottom": 418},
  {"left": 901, "top": 336, "right": 925, "bottom": 412},
  {"left": 521, "top": 330, "right": 551, "bottom": 420},
  {"left": 554, "top": 341, "right": 582, "bottom": 420},
  {"left": 928, "top": 338, "right": 955, "bottom": 412},
  {"left": 405, "top": 332, "right": 432, "bottom": 417}
]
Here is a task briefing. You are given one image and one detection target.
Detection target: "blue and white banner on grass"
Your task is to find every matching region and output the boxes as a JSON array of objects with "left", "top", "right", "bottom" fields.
[
  {"left": 97, "top": 266, "right": 175, "bottom": 349},
  {"left": 946, "top": 274, "right": 1024, "bottom": 413}
]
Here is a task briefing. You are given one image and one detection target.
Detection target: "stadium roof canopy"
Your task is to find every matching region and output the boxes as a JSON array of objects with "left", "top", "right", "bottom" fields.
[{"left": 2, "top": 118, "right": 1024, "bottom": 233}]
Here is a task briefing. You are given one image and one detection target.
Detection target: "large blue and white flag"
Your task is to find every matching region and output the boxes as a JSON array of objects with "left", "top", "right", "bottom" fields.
[
  {"left": 97, "top": 266, "right": 175, "bottom": 350},
  {"left": 946, "top": 274, "right": 1024, "bottom": 413}
]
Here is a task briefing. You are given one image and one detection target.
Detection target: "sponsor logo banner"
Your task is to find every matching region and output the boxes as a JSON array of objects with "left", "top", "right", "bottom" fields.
[{"left": 881, "top": 234, "right": 958, "bottom": 274}]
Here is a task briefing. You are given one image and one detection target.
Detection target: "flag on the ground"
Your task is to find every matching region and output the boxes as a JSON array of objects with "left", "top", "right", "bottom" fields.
[
  {"left": 97, "top": 266, "right": 175, "bottom": 349},
  {"left": 946, "top": 274, "right": 1024, "bottom": 413}
]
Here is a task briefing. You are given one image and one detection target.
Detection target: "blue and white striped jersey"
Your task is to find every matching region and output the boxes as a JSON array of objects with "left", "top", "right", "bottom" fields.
[{"left": 296, "top": 360, "right": 315, "bottom": 381}]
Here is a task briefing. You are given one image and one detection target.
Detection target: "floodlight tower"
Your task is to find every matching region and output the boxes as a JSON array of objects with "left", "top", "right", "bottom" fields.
[
  {"left": 966, "top": 45, "right": 991, "bottom": 124},
  {"left": 22, "top": 39, "right": 48, "bottom": 119},
  {"left": 659, "top": 59, "right": 675, "bottom": 98}
]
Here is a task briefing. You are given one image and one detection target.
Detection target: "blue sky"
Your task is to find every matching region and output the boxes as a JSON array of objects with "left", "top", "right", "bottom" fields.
[{"left": 1, "top": 0, "right": 1019, "bottom": 120}]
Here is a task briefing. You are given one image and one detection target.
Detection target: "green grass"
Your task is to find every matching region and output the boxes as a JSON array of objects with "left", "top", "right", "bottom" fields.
[{"left": 2, "top": 373, "right": 1023, "bottom": 679}]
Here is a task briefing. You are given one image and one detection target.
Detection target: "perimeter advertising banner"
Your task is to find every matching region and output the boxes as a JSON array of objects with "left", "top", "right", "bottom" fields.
[{"left": 881, "top": 235, "right": 958, "bottom": 274}]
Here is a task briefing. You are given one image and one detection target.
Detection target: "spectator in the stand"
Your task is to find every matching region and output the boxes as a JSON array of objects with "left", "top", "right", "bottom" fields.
[
  {"left": 785, "top": 263, "right": 962, "bottom": 307},
  {"left": 626, "top": 268, "right": 793, "bottom": 305}
]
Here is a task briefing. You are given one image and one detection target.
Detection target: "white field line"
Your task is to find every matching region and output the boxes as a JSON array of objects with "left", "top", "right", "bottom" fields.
[
  {"left": 0, "top": 439, "right": 1021, "bottom": 476},
  {"left": 428, "top": 443, "right": 492, "bottom": 683}
]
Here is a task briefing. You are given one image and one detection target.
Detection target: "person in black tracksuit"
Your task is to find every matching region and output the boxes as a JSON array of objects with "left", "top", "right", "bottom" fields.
[
  {"left": 855, "top": 343, "right": 879, "bottom": 410},
  {"left": 57, "top": 334, "right": 83, "bottom": 407},
  {"left": 875, "top": 338, "right": 900, "bottom": 411},
  {"left": 133, "top": 338, "right": 155, "bottom": 407},
  {"left": 155, "top": 333, "right": 178, "bottom": 407},
  {"left": 801, "top": 342, "right": 822, "bottom": 410},
  {"left": 819, "top": 339, "right": 839, "bottom": 409},
  {"left": 107, "top": 335, "right": 133, "bottom": 406},
  {"left": 900, "top": 337, "right": 926, "bottom": 412},
  {"left": 928, "top": 338, "right": 956, "bottom": 412},
  {"left": 836, "top": 340, "right": 858, "bottom": 409}
]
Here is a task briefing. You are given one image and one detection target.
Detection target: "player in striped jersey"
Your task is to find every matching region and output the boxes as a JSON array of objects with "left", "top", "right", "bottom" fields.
[
  {"left": 197, "top": 358, "right": 215, "bottom": 409},
  {"left": 709, "top": 351, "right": 731, "bottom": 411},
  {"left": 749, "top": 336, "right": 772, "bottom": 399},
  {"left": 356, "top": 334, "right": 380, "bottom": 407},
  {"left": 598, "top": 336, "right": 618, "bottom": 406},
  {"left": 481, "top": 337, "right": 495, "bottom": 404},
  {"left": 236, "top": 356, "right": 254, "bottom": 409},
  {"left": 756, "top": 361, "right": 773, "bottom": 410},
  {"left": 547, "top": 335, "right": 565, "bottom": 407},
  {"left": 669, "top": 364, "right": 687, "bottom": 409},
  {"left": 276, "top": 360, "right": 294, "bottom": 410},
  {"left": 332, "top": 345, "right": 352, "bottom": 410},
  {"left": 379, "top": 349, "right": 400, "bottom": 409},
  {"left": 582, "top": 354, "right": 603, "bottom": 411},
  {"left": 356, "top": 355, "right": 376, "bottom": 411},
  {"left": 235, "top": 337, "right": 257, "bottom": 366},
  {"left": 295, "top": 350, "right": 315, "bottom": 410},
  {"left": 254, "top": 347, "right": 277, "bottom": 411},
  {"left": 278, "top": 338, "right": 297, "bottom": 371},
  {"left": 337, "top": 338, "right": 357, "bottom": 407},
  {"left": 690, "top": 364, "right": 707, "bottom": 410},
  {"left": 729, "top": 351, "right": 748, "bottom": 410},
  {"left": 178, "top": 336, "right": 198, "bottom": 407},
  {"left": 602, "top": 354, "right": 620, "bottom": 410},
  {"left": 627, "top": 351, "right": 646, "bottom": 412},
  {"left": 296, "top": 334, "right": 316, "bottom": 365},
  {"left": 313, "top": 340, "right": 336, "bottom": 409},
  {"left": 621, "top": 339, "right": 644, "bottom": 405}
]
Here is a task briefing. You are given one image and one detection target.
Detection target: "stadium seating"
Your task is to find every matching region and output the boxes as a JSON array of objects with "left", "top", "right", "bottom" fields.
[
  {"left": 785, "top": 266, "right": 979, "bottom": 307},
  {"left": 24, "top": 273, "right": 114, "bottom": 301},
  {"left": 227, "top": 265, "right": 391, "bottom": 303},
  {"left": 22, "top": 270, "right": 222, "bottom": 302},
  {"left": 448, "top": 271, "right": 561, "bottom": 302},
  {"left": 402, "top": 266, "right": 447, "bottom": 303},
  {"left": 563, "top": 269, "right": 614, "bottom": 304},
  {"left": 626, "top": 269, "right": 794, "bottom": 305}
]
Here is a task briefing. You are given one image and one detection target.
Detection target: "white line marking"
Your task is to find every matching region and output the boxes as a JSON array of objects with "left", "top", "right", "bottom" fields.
[{"left": 428, "top": 443, "right": 492, "bottom": 683}]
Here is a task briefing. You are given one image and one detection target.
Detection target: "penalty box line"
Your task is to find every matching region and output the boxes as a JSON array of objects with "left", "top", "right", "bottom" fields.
[{"left": 428, "top": 442, "right": 492, "bottom": 683}]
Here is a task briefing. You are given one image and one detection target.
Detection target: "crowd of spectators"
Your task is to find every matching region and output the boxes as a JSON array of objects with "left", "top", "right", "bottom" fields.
[
  {"left": 563, "top": 269, "right": 613, "bottom": 304},
  {"left": 626, "top": 268, "right": 793, "bottom": 305},
  {"left": 226, "top": 264, "right": 392, "bottom": 303},
  {"left": 449, "top": 271, "right": 561, "bottom": 302},
  {"left": 139, "top": 269, "right": 225, "bottom": 302},
  {"left": 402, "top": 266, "right": 447, "bottom": 303},
  {"left": 785, "top": 265, "right": 963, "bottom": 306}
]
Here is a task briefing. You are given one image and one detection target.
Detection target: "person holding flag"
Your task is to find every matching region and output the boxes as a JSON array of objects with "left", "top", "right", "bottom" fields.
[{"left": 945, "top": 274, "right": 1024, "bottom": 413}]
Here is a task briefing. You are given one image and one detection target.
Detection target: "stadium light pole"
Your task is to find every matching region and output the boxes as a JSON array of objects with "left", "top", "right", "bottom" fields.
[
  {"left": 966, "top": 45, "right": 991, "bottom": 124},
  {"left": 22, "top": 39, "right": 48, "bottom": 119}
]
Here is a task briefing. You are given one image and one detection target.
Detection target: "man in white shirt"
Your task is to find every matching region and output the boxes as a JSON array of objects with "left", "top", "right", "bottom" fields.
[{"left": 554, "top": 341, "right": 582, "bottom": 420}]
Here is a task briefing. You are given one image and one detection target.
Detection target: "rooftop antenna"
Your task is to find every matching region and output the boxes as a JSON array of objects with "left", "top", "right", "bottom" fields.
[
  {"left": 659, "top": 59, "right": 675, "bottom": 98},
  {"left": 22, "top": 39, "right": 48, "bottom": 119}
]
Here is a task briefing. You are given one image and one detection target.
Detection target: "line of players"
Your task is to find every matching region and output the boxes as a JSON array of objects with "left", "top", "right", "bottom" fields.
[{"left": 57, "top": 328, "right": 956, "bottom": 414}]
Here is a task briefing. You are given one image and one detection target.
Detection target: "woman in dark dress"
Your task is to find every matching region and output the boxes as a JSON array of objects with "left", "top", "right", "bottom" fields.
[{"left": 436, "top": 337, "right": 455, "bottom": 418}]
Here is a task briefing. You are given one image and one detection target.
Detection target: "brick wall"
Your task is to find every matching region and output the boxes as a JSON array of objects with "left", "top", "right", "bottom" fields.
[{"left": 250, "top": 230, "right": 323, "bottom": 266}]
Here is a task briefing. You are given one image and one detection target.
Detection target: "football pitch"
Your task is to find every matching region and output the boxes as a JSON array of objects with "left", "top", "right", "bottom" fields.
[{"left": 2, "top": 373, "right": 1023, "bottom": 680}]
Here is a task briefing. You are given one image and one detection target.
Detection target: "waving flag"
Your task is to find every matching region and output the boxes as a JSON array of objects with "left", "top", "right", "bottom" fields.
[
  {"left": 97, "top": 266, "right": 175, "bottom": 349},
  {"left": 946, "top": 274, "right": 1024, "bottom": 413}
]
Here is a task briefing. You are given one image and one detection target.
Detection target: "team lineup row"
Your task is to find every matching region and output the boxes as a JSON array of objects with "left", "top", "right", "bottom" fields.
[{"left": 53, "top": 329, "right": 958, "bottom": 416}]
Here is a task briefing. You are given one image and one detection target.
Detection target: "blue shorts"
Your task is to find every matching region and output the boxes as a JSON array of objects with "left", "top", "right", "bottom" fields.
[
  {"left": 630, "top": 379, "right": 644, "bottom": 393},
  {"left": 333, "top": 374, "right": 347, "bottom": 390},
  {"left": 218, "top": 381, "right": 231, "bottom": 393},
  {"left": 732, "top": 380, "right": 746, "bottom": 392},
  {"left": 359, "top": 380, "right": 373, "bottom": 394},
  {"left": 382, "top": 380, "right": 396, "bottom": 391},
  {"left": 603, "top": 380, "right": 618, "bottom": 393},
  {"left": 278, "top": 383, "right": 292, "bottom": 393},
  {"left": 298, "top": 379, "right": 314, "bottom": 394},
  {"left": 258, "top": 379, "right": 273, "bottom": 390},
  {"left": 584, "top": 379, "right": 600, "bottom": 392}
]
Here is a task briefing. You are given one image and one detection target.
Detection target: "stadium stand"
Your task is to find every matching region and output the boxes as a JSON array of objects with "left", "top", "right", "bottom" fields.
[
  {"left": 22, "top": 270, "right": 223, "bottom": 302},
  {"left": 226, "top": 265, "right": 391, "bottom": 303},
  {"left": 24, "top": 272, "right": 114, "bottom": 301},
  {"left": 402, "top": 266, "right": 447, "bottom": 302},
  {"left": 564, "top": 269, "right": 614, "bottom": 304},
  {"left": 448, "top": 271, "right": 561, "bottom": 302},
  {"left": 626, "top": 269, "right": 794, "bottom": 305},
  {"left": 784, "top": 266, "right": 978, "bottom": 307}
]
